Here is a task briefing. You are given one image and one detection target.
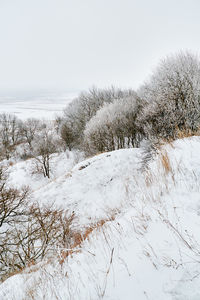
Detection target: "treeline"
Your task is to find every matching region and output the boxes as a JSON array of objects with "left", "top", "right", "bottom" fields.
[
  {"left": 58, "top": 51, "right": 200, "bottom": 155},
  {"left": 1, "top": 51, "right": 200, "bottom": 162},
  {"left": 1, "top": 51, "right": 200, "bottom": 168},
  {"left": 0, "top": 115, "right": 66, "bottom": 177}
]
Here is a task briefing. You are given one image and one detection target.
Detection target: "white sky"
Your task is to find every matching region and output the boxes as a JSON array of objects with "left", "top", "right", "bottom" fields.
[{"left": 0, "top": 0, "right": 200, "bottom": 95}]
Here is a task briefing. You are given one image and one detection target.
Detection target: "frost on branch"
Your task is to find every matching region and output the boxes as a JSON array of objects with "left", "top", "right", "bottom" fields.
[
  {"left": 84, "top": 95, "right": 143, "bottom": 154},
  {"left": 137, "top": 51, "right": 200, "bottom": 139},
  {"left": 60, "top": 87, "right": 136, "bottom": 150}
]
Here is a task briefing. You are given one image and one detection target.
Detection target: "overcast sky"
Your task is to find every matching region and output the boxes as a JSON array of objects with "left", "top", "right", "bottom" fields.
[{"left": 0, "top": 0, "right": 200, "bottom": 95}]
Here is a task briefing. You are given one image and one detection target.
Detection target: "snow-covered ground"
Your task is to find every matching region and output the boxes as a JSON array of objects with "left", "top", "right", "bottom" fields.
[
  {"left": 0, "top": 93, "right": 75, "bottom": 119},
  {"left": 7, "top": 150, "right": 85, "bottom": 191},
  {"left": 1, "top": 137, "right": 200, "bottom": 299}
]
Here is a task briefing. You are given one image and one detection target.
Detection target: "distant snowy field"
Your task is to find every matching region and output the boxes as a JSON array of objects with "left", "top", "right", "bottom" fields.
[{"left": 0, "top": 93, "right": 76, "bottom": 119}]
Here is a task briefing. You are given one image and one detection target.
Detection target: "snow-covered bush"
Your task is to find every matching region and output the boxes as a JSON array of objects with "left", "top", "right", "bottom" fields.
[
  {"left": 84, "top": 95, "right": 143, "bottom": 154},
  {"left": 60, "top": 86, "right": 136, "bottom": 150},
  {"left": 137, "top": 51, "right": 200, "bottom": 140}
]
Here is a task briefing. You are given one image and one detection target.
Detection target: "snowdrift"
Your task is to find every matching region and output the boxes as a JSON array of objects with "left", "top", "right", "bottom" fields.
[{"left": 1, "top": 137, "right": 200, "bottom": 300}]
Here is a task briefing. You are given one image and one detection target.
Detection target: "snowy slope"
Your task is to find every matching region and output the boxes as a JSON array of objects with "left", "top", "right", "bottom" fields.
[
  {"left": 1, "top": 137, "right": 200, "bottom": 300},
  {"left": 32, "top": 148, "right": 142, "bottom": 226},
  {"left": 7, "top": 150, "right": 84, "bottom": 192}
]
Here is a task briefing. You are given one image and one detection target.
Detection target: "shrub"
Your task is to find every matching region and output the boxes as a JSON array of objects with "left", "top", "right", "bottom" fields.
[{"left": 0, "top": 166, "right": 75, "bottom": 281}]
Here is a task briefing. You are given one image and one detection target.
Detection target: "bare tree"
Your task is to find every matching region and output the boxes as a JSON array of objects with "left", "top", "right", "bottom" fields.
[
  {"left": 21, "top": 118, "right": 40, "bottom": 150},
  {"left": 0, "top": 166, "right": 29, "bottom": 228},
  {"left": 60, "top": 122, "right": 76, "bottom": 151},
  {"left": 0, "top": 166, "right": 75, "bottom": 281},
  {"left": 0, "top": 114, "right": 22, "bottom": 160},
  {"left": 0, "top": 204, "right": 75, "bottom": 280},
  {"left": 32, "top": 127, "right": 59, "bottom": 178}
]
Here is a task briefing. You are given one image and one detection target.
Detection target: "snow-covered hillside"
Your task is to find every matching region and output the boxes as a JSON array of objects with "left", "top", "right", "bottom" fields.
[{"left": 1, "top": 137, "right": 200, "bottom": 299}]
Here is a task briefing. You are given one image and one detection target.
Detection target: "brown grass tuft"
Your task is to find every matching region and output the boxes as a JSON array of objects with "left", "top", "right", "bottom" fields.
[
  {"left": 59, "top": 219, "right": 108, "bottom": 265},
  {"left": 160, "top": 151, "right": 171, "bottom": 174},
  {"left": 176, "top": 128, "right": 199, "bottom": 139}
]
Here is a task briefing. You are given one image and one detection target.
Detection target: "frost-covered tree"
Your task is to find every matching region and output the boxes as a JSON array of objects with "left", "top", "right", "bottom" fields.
[
  {"left": 60, "top": 123, "right": 76, "bottom": 151},
  {"left": 137, "top": 51, "right": 200, "bottom": 139},
  {"left": 60, "top": 86, "right": 136, "bottom": 149},
  {"left": 21, "top": 118, "right": 41, "bottom": 150},
  {"left": 84, "top": 94, "right": 143, "bottom": 154},
  {"left": 31, "top": 125, "right": 61, "bottom": 178},
  {"left": 0, "top": 114, "right": 22, "bottom": 160}
]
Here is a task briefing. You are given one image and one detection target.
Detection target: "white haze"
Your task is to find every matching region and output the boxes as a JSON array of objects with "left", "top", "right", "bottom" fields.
[{"left": 0, "top": 0, "right": 200, "bottom": 95}]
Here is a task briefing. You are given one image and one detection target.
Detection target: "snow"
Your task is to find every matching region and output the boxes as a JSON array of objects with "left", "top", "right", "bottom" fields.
[
  {"left": 1, "top": 137, "right": 200, "bottom": 299},
  {"left": 0, "top": 93, "right": 75, "bottom": 119},
  {"left": 7, "top": 150, "right": 84, "bottom": 192},
  {"left": 32, "top": 148, "right": 142, "bottom": 225}
]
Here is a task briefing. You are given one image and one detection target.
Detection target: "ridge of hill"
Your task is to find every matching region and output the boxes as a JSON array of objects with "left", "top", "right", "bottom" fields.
[{"left": 1, "top": 137, "right": 200, "bottom": 299}]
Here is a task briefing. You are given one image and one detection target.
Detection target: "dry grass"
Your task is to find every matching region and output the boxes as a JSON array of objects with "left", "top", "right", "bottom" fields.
[
  {"left": 8, "top": 161, "right": 14, "bottom": 167},
  {"left": 59, "top": 218, "right": 112, "bottom": 265},
  {"left": 176, "top": 128, "right": 200, "bottom": 139},
  {"left": 145, "top": 171, "right": 154, "bottom": 187},
  {"left": 160, "top": 150, "right": 171, "bottom": 174}
]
